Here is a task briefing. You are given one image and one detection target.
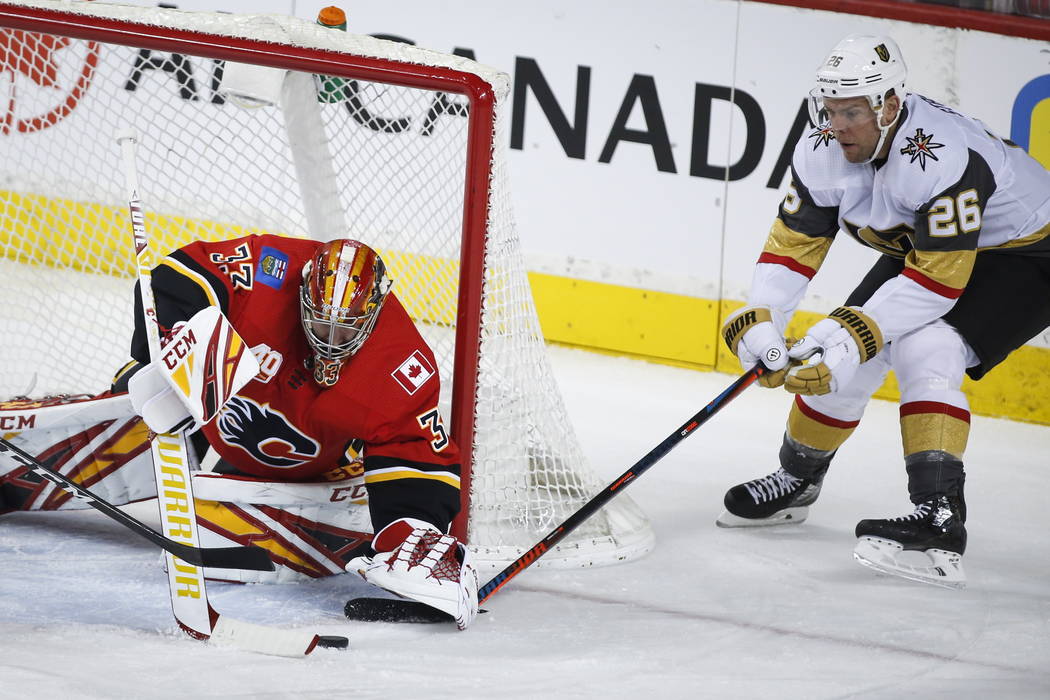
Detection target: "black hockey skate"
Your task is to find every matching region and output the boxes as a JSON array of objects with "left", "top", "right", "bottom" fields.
[
  {"left": 853, "top": 495, "right": 967, "bottom": 589},
  {"left": 716, "top": 468, "right": 823, "bottom": 528}
]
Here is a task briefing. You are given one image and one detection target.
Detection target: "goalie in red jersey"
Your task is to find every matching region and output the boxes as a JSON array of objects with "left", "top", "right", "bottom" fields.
[{"left": 123, "top": 234, "right": 479, "bottom": 629}]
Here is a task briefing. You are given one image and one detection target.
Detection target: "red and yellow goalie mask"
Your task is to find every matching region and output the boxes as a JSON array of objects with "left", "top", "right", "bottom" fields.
[{"left": 300, "top": 239, "right": 392, "bottom": 387}]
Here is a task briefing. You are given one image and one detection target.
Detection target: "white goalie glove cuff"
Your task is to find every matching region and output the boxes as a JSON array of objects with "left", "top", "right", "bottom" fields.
[
  {"left": 127, "top": 362, "right": 198, "bottom": 434},
  {"left": 345, "top": 518, "right": 480, "bottom": 631}
]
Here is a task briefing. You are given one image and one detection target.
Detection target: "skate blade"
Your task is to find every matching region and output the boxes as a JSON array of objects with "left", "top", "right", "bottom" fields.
[
  {"left": 715, "top": 506, "right": 809, "bottom": 528},
  {"left": 853, "top": 536, "right": 966, "bottom": 589}
]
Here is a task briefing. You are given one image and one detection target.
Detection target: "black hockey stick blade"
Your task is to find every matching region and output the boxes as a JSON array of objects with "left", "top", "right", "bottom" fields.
[
  {"left": 344, "top": 597, "right": 454, "bottom": 624},
  {"left": 343, "top": 596, "right": 489, "bottom": 623}
]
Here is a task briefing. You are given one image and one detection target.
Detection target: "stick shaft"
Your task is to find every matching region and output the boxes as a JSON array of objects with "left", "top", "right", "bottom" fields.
[
  {"left": 477, "top": 366, "right": 764, "bottom": 604},
  {"left": 116, "top": 131, "right": 343, "bottom": 656}
]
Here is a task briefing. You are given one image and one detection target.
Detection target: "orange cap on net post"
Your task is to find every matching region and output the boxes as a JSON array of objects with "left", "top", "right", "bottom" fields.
[{"left": 317, "top": 6, "right": 347, "bottom": 30}]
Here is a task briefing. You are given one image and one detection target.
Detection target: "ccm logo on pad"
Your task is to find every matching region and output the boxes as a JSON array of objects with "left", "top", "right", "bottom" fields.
[{"left": 391, "top": 351, "right": 435, "bottom": 395}]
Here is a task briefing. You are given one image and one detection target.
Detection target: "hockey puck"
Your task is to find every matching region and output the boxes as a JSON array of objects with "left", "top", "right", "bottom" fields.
[{"left": 316, "top": 635, "right": 350, "bottom": 650}]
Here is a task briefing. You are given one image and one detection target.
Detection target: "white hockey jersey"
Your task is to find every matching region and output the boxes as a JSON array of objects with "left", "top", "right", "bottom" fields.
[{"left": 750, "top": 92, "right": 1050, "bottom": 342}]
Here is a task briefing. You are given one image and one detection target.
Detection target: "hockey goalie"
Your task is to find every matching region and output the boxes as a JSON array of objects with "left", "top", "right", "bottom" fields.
[{"left": 0, "top": 235, "right": 479, "bottom": 630}]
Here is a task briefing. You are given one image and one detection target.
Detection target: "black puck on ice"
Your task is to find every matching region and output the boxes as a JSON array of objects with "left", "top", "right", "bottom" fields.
[{"left": 316, "top": 635, "right": 350, "bottom": 650}]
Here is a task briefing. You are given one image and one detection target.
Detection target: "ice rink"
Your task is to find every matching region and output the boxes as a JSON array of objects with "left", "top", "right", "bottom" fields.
[{"left": 1, "top": 345, "right": 1048, "bottom": 699}]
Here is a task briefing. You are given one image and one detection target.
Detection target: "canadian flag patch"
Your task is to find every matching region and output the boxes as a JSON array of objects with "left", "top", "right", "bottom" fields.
[{"left": 391, "top": 350, "right": 436, "bottom": 395}]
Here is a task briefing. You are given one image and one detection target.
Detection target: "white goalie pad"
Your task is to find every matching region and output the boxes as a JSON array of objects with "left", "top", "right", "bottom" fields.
[
  {"left": 0, "top": 394, "right": 156, "bottom": 510},
  {"left": 192, "top": 468, "right": 373, "bottom": 584},
  {"left": 853, "top": 536, "right": 966, "bottom": 589}
]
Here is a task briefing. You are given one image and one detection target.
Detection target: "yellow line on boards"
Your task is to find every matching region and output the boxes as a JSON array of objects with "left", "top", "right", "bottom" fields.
[{"left": 3, "top": 190, "right": 1046, "bottom": 425}]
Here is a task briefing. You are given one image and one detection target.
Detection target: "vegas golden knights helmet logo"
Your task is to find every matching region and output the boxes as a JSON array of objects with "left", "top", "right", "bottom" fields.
[{"left": 874, "top": 44, "right": 891, "bottom": 62}]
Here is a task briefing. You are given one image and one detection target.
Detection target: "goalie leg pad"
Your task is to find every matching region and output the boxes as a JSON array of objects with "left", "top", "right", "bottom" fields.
[
  {"left": 191, "top": 471, "right": 373, "bottom": 583},
  {"left": 0, "top": 395, "right": 155, "bottom": 512},
  {"left": 346, "top": 518, "right": 480, "bottom": 630}
]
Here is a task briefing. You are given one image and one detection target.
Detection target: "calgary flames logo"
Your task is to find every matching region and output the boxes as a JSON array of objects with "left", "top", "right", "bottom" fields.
[{"left": 0, "top": 28, "right": 99, "bottom": 134}]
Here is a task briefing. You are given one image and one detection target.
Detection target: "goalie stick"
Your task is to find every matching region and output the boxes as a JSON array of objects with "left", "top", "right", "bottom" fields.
[
  {"left": 345, "top": 365, "right": 765, "bottom": 622},
  {"left": 0, "top": 436, "right": 272, "bottom": 571},
  {"left": 119, "top": 131, "right": 348, "bottom": 656}
]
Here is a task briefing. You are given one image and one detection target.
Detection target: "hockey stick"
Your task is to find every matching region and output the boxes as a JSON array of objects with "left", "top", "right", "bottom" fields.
[
  {"left": 344, "top": 365, "right": 765, "bottom": 622},
  {"left": 118, "top": 131, "right": 347, "bottom": 655},
  {"left": 0, "top": 436, "right": 273, "bottom": 570}
]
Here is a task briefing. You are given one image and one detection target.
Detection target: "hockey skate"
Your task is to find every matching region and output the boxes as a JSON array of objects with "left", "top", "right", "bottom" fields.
[
  {"left": 716, "top": 468, "right": 823, "bottom": 527},
  {"left": 853, "top": 495, "right": 966, "bottom": 589}
]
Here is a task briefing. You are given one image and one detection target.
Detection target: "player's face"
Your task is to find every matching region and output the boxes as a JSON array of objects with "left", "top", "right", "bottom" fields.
[
  {"left": 823, "top": 97, "right": 880, "bottom": 163},
  {"left": 306, "top": 319, "right": 360, "bottom": 349}
]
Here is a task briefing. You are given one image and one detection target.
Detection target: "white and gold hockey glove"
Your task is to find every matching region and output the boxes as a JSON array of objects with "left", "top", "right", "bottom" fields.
[
  {"left": 346, "top": 518, "right": 479, "bottom": 631},
  {"left": 785, "top": 306, "right": 883, "bottom": 396},
  {"left": 721, "top": 305, "right": 792, "bottom": 387}
]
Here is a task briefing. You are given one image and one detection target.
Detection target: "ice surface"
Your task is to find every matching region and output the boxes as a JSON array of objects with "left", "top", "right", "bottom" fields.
[{"left": 2, "top": 345, "right": 1048, "bottom": 699}]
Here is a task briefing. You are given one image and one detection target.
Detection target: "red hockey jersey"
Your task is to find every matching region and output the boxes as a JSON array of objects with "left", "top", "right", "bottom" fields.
[{"left": 130, "top": 234, "right": 461, "bottom": 532}]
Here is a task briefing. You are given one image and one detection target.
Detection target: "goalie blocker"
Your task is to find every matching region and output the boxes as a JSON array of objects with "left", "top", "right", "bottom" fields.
[{"left": 127, "top": 306, "right": 260, "bottom": 435}]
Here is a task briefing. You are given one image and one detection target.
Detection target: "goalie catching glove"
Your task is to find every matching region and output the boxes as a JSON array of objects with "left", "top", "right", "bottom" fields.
[
  {"left": 721, "top": 305, "right": 792, "bottom": 387},
  {"left": 128, "top": 306, "right": 260, "bottom": 434},
  {"left": 785, "top": 306, "right": 883, "bottom": 395},
  {"left": 345, "top": 518, "right": 480, "bottom": 630}
]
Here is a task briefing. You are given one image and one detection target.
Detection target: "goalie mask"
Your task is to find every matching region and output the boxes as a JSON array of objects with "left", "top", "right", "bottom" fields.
[
  {"left": 300, "top": 239, "right": 392, "bottom": 387},
  {"left": 807, "top": 34, "right": 907, "bottom": 163}
]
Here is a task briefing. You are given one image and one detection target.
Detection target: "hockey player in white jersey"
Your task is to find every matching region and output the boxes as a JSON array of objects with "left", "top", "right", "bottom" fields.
[{"left": 718, "top": 34, "right": 1050, "bottom": 587}]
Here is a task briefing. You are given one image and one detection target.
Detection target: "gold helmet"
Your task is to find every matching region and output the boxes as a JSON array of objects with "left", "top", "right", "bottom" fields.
[{"left": 300, "top": 239, "right": 391, "bottom": 386}]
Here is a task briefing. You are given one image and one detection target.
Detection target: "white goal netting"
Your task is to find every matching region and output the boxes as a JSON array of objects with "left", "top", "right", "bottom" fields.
[{"left": 0, "top": 0, "right": 653, "bottom": 567}]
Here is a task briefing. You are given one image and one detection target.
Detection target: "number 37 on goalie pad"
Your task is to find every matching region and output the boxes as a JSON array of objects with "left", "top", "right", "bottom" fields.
[{"left": 129, "top": 307, "right": 260, "bottom": 434}]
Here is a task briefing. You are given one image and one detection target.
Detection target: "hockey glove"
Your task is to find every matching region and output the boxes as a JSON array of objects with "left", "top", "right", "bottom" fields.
[
  {"left": 784, "top": 306, "right": 883, "bottom": 395},
  {"left": 128, "top": 307, "right": 259, "bottom": 434},
  {"left": 721, "top": 305, "right": 791, "bottom": 387},
  {"left": 345, "top": 518, "right": 480, "bottom": 630},
  {"left": 128, "top": 359, "right": 197, "bottom": 434}
]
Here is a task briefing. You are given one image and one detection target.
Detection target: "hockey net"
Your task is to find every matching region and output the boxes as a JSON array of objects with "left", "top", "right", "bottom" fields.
[{"left": 0, "top": 1, "right": 653, "bottom": 568}]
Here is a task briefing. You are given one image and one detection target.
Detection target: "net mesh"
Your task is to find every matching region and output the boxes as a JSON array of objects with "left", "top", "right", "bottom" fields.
[{"left": 0, "top": 1, "right": 653, "bottom": 567}]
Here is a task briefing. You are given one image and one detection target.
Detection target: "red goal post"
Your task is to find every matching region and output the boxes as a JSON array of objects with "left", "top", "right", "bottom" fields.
[{"left": 0, "top": 1, "right": 653, "bottom": 568}]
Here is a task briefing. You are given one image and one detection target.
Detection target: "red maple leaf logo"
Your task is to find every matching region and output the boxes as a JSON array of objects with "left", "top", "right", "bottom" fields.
[
  {"left": 0, "top": 30, "right": 72, "bottom": 88},
  {"left": 0, "top": 29, "right": 100, "bottom": 135},
  {"left": 407, "top": 364, "right": 422, "bottom": 379}
]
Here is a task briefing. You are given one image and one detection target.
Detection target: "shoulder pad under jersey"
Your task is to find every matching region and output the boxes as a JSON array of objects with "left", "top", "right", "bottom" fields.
[{"left": 883, "top": 95, "right": 970, "bottom": 209}]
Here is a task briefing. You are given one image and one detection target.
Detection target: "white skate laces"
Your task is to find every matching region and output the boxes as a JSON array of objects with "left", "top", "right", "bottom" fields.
[{"left": 744, "top": 468, "right": 802, "bottom": 504}]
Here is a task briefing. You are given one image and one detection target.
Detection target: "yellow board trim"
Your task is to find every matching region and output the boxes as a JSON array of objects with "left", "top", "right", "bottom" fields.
[
  {"left": 529, "top": 272, "right": 718, "bottom": 366},
  {"left": 0, "top": 190, "right": 272, "bottom": 277},
  {"left": 2, "top": 189, "right": 1047, "bottom": 426},
  {"left": 1031, "top": 98, "right": 1050, "bottom": 169}
]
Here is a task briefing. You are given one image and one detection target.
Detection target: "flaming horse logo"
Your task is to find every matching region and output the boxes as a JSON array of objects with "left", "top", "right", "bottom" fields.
[{"left": 216, "top": 396, "right": 320, "bottom": 469}]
